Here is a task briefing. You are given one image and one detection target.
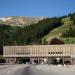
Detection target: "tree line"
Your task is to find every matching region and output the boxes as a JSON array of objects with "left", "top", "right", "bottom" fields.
[
  {"left": 0, "top": 17, "right": 62, "bottom": 46},
  {"left": 62, "top": 13, "right": 75, "bottom": 37}
]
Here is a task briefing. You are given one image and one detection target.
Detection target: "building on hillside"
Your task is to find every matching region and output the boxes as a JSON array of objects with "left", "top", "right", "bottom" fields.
[{"left": 3, "top": 45, "right": 75, "bottom": 64}]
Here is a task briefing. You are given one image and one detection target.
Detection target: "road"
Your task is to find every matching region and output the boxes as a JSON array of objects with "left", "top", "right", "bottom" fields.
[{"left": 0, "top": 64, "right": 75, "bottom": 75}]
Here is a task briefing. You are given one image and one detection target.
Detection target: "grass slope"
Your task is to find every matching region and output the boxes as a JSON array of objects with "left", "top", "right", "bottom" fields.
[{"left": 42, "top": 17, "right": 74, "bottom": 44}]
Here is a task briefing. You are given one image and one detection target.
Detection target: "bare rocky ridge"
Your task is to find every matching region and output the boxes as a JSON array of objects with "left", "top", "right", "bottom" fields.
[{"left": 0, "top": 16, "right": 44, "bottom": 26}]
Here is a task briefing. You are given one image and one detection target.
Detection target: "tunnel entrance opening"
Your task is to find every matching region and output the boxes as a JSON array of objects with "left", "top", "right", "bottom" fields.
[
  {"left": 59, "top": 58, "right": 63, "bottom": 64},
  {"left": 34, "top": 60, "right": 38, "bottom": 64},
  {"left": 52, "top": 58, "right": 57, "bottom": 65},
  {"left": 21, "top": 58, "right": 30, "bottom": 64},
  {"left": 0, "top": 46, "right": 3, "bottom": 55},
  {"left": 0, "top": 59, "right": 6, "bottom": 63},
  {"left": 16, "top": 58, "right": 30, "bottom": 64},
  {"left": 48, "top": 58, "right": 63, "bottom": 65}
]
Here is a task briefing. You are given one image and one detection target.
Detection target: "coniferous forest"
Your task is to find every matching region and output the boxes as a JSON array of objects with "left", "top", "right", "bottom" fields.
[{"left": 0, "top": 13, "right": 75, "bottom": 46}]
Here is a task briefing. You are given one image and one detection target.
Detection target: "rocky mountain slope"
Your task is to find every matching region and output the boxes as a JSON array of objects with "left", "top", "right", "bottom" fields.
[{"left": 0, "top": 16, "right": 44, "bottom": 26}]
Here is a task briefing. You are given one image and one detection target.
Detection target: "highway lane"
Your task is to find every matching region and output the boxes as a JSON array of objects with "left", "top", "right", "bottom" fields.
[
  {"left": 0, "top": 65, "right": 45, "bottom": 75},
  {"left": 0, "top": 64, "right": 75, "bottom": 75},
  {"left": 35, "top": 65, "right": 75, "bottom": 75},
  {"left": 0, "top": 65, "right": 28, "bottom": 75}
]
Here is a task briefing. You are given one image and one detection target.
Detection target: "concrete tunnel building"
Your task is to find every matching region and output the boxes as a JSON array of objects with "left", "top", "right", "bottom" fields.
[{"left": 3, "top": 45, "right": 75, "bottom": 64}]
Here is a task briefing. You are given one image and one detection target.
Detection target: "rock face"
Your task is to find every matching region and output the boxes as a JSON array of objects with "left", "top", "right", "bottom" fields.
[{"left": 0, "top": 16, "right": 44, "bottom": 26}]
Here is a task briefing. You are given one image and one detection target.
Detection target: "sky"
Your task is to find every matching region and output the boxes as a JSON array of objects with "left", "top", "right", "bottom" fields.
[{"left": 0, "top": 0, "right": 75, "bottom": 17}]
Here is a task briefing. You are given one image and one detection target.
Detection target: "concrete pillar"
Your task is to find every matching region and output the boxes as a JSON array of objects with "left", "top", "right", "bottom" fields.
[
  {"left": 38, "top": 57, "right": 39, "bottom": 64},
  {"left": 47, "top": 57, "right": 49, "bottom": 64},
  {"left": 63, "top": 57, "right": 64, "bottom": 65},
  {"left": 70, "top": 57, "right": 73, "bottom": 65}
]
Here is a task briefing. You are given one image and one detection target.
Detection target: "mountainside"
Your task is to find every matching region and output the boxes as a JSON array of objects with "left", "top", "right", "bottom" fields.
[
  {"left": 0, "top": 16, "right": 62, "bottom": 45},
  {"left": 42, "top": 17, "right": 72, "bottom": 42},
  {"left": 0, "top": 16, "right": 44, "bottom": 26},
  {"left": 0, "top": 13, "right": 75, "bottom": 45},
  {"left": 42, "top": 16, "right": 75, "bottom": 44}
]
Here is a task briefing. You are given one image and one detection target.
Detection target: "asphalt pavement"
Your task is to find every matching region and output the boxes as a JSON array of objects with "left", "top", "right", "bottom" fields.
[{"left": 0, "top": 64, "right": 75, "bottom": 75}]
